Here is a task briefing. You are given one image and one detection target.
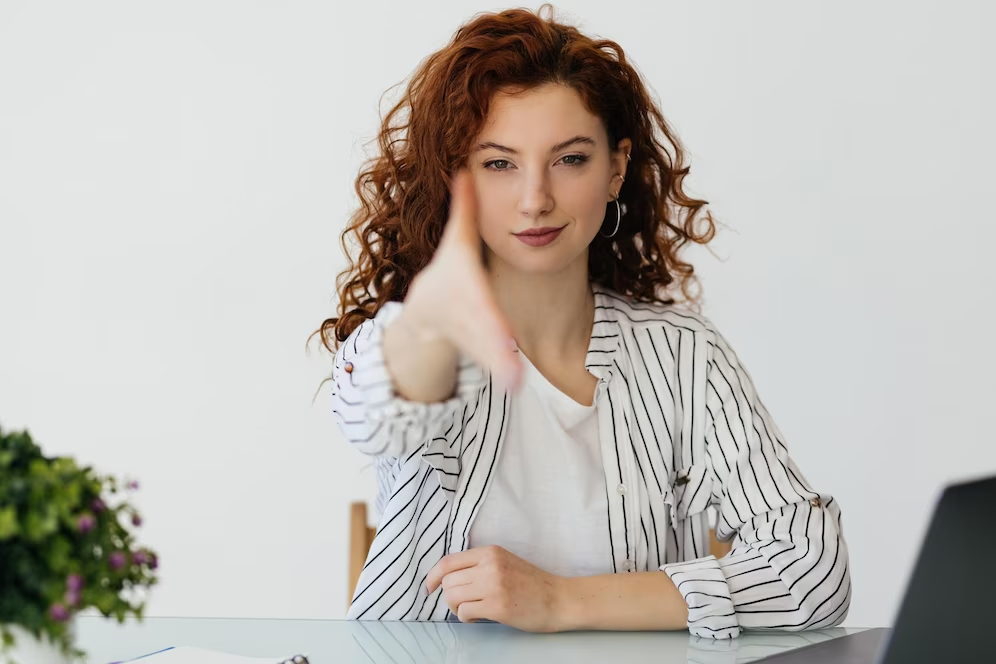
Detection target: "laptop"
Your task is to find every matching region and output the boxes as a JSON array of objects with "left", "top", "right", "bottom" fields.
[{"left": 757, "top": 474, "right": 995, "bottom": 663}]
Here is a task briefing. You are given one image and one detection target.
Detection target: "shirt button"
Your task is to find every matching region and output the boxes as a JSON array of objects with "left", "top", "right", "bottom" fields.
[
  {"left": 811, "top": 497, "right": 822, "bottom": 508},
  {"left": 344, "top": 362, "right": 354, "bottom": 374},
  {"left": 616, "top": 484, "right": 627, "bottom": 495}
]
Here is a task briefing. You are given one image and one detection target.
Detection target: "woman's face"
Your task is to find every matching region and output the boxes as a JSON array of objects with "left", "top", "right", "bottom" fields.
[{"left": 469, "top": 83, "right": 631, "bottom": 277}]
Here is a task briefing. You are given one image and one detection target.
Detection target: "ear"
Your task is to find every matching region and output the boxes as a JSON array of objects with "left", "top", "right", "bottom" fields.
[{"left": 610, "top": 138, "right": 633, "bottom": 199}]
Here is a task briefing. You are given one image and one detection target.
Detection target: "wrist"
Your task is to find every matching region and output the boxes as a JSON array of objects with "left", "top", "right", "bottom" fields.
[
  {"left": 394, "top": 308, "right": 449, "bottom": 348},
  {"left": 551, "top": 576, "right": 587, "bottom": 632},
  {"left": 382, "top": 308, "right": 461, "bottom": 403}
]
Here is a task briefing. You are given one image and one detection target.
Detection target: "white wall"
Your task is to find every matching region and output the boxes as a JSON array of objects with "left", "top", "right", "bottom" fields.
[{"left": 1, "top": 0, "right": 993, "bottom": 629}]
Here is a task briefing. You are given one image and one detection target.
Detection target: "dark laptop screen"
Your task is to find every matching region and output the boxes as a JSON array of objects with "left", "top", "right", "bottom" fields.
[{"left": 880, "top": 476, "right": 996, "bottom": 664}]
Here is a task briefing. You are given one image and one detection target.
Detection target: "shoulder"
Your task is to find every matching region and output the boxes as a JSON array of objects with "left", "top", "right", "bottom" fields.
[
  {"left": 337, "top": 300, "right": 405, "bottom": 356},
  {"left": 592, "top": 285, "right": 719, "bottom": 339},
  {"left": 592, "top": 287, "right": 750, "bottom": 379}
]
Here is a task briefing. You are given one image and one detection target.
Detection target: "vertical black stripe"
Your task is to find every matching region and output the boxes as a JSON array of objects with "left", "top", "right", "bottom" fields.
[
  {"left": 638, "top": 330, "right": 675, "bottom": 443},
  {"left": 612, "top": 355, "right": 664, "bottom": 566},
  {"left": 605, "top": 482, "right": 618, "bottom": 573},
  {"left": 712, "top": 354, "right": 774, "bottom": 513},
  {"left": 690, "top": 333, "right": 696, "bottom": 466},
  {"left": 447, "top": 377, "right": 493, "bottom": 551},
  {"left": 605, "top": 389, "right": 631, "bottom": 563},
  {"left": 460, "top": 390, "right": 508, "bottom": 548}
]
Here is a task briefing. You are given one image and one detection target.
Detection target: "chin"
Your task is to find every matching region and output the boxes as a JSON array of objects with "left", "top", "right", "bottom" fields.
[{"left": 497, "top": 242, "right": 590, "bottom": 276}]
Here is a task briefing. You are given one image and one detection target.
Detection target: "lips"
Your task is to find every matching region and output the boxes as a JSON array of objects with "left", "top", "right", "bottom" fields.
[
  {"left": 513, "top": 225, "right": 567, "bottom": 247},
  {"left": 514, "top": 226, "right": 565, "bottom": 237}
]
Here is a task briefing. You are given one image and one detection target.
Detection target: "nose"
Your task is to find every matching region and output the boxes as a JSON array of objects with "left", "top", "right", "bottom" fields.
[{"left": 517, "top": 169, "right": 555, "bottom": 221}]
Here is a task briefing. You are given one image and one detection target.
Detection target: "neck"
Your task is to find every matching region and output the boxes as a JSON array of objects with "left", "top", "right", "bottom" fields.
[{"left": 486, "top": 250, "right": 595, "bottom": 365}]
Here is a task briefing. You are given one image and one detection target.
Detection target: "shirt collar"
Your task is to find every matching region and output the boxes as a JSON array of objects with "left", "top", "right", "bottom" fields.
[{"left": 585, "top": 284, "right": 623, "bottom": 382}]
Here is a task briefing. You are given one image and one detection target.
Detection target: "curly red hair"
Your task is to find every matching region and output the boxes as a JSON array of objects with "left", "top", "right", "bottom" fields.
[{"left": 314, "top": 5, "right": 716, "bottom": 353}]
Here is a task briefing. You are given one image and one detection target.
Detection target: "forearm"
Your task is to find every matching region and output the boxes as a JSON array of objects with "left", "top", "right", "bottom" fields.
[
  {"left": 382, "top": 311, "right": 460, "bottom": 403},
  {"left": 555, "top": 571, "right": 689, "bottom": 632}
]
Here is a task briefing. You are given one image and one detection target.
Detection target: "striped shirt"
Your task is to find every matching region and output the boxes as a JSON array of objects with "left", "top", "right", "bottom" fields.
[{"left": 331, "top": 284, "right": 851, "bottom": 638}]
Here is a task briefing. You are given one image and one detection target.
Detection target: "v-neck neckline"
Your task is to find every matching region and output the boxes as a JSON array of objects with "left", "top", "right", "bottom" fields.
[{"left": 516, "top": 348, "right": 599, "bottom": 410}]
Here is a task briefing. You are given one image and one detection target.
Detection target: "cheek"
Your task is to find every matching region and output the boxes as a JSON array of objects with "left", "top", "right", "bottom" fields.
[{"left": 559, "top": 177, "right": 609, "bottom": 229}]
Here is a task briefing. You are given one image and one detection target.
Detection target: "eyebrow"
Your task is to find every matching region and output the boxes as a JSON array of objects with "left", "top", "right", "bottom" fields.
[{"left": 474, "top": 135, "right": 596, "bottom": 154}]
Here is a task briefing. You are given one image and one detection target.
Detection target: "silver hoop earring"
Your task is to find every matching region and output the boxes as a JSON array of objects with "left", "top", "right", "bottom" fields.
[{"left": 601, "top": 198, "right": 621, "bottom": 238}]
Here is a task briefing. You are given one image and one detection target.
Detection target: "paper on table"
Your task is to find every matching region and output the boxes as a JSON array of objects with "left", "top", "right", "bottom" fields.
[{"left": 125, "top": 646, "right": 301, "bottom": 663}]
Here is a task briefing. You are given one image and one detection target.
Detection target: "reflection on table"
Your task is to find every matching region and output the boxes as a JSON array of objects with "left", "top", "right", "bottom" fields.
[{"left": 76, "top": 615, "right": 863, "bottom": 664}]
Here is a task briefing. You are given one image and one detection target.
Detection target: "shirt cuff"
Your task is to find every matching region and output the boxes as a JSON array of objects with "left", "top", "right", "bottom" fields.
[{"left": 661, "top": 556, "right": 741, "bottom": 639}]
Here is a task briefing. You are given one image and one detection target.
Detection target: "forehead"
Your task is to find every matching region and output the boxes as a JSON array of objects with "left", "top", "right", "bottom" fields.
[{"left": 479, "top": 83, "right": 606, "bottom": 144}]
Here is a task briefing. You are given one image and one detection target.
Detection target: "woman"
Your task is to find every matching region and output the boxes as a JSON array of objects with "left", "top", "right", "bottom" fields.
[{"left": 316, "top": 6, "right": 850, "bottom": 638}]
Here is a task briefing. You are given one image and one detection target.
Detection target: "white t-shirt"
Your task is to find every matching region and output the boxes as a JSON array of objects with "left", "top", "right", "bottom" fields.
[{"left": 467, "top": 350, "right": 614, "bottom": 578}]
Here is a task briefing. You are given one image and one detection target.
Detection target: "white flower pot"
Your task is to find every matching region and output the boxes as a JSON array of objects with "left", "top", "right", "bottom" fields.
[{"left": 1, "top": 624, "right": 73, "bottom": 664}]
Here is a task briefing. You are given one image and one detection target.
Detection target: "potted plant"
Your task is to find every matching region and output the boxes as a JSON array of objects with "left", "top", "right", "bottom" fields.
[{"left": 0, "top": 424, "right": 159, "bottom": 664}]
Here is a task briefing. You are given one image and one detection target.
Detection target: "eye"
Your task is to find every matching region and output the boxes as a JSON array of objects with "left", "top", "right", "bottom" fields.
[
  {"left": 560, "top": 154, "right": 590, "bottom": 167},
  {"left": 484, "top": 159, "right": 512, "bottom": 171}
]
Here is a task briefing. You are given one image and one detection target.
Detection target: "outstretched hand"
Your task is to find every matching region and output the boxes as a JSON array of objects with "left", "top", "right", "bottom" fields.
[{"left": 401, "top": 169, "right": 522, "bottom": 390}]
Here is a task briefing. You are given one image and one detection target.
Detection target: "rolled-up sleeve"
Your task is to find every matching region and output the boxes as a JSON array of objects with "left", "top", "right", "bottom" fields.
[
  {"left": 661, "top": 327, "right": 851, "bottom": 639},
  {"left": 330, "top": 301, "right": 485, "bottom": 459}
]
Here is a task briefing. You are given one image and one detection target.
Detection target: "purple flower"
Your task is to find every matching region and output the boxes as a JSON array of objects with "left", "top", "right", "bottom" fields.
[
  {"left": 90, "top": 497, "right": 106, "bottom": 513},
  {"left": 127, "top": 480, "right": 140, "bottom": 491},
  {"left": 131, "top": 513, "right": 143, "bottom": 527},
  {"left": 49, "top": 603, "right": 70, "bottom": 622},
  {"left": 65, "top": 575, "right": 84, "bottom": 606},
  {"left": 108, "top": 551, "right": 127, "bottom": 571},
  {"left": 66, "top": 573, "right": 84, "bottom": 592},
  {"left": 76, "top": 513, "right": 96, "bottom": 534},
  {"left": 149, "top": 553, "right": 159, "bottom": 570},
  {"left": 133, "top": 551, "right": 150, "bottom": 566}
]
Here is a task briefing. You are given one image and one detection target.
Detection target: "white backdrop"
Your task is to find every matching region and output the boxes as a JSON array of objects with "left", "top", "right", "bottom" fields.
[{"left": 1, "top": 0, "right": 993, "bottom": 629}]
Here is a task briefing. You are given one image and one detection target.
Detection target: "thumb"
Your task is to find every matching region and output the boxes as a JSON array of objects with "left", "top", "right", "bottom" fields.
[{"left": 442, "top": 169, "right": 480, "bottom": 244}]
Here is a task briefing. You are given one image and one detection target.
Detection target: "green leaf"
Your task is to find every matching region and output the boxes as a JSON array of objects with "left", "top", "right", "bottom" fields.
[
  {"left": 44, "top": 536, "right": 71, "bottom": 573},
  {"left": 23, "top": 509, "right": 56, "bottom": 542},
  {"left": 0, "top": 507, "right": 18, "bottom": 540},
  {"left": 95, "top": 593, "right": 116, "bottom": 615}
]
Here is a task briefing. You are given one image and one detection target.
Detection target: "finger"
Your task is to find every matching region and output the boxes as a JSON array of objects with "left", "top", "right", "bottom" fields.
[
  {"left": 443, "top": 581, "right": 486, "bottom": 617},
  {"left": 440, "top": 567, "right": 478, "bottom": 591},
  {"left": 425, "top": 550, "right": 481, "bottom": 594},
  {"left": 442, "top": 169, "right": 480, "bottom": 244},
  {"left": 456, "top": 600, "right": 489, "bottom": 624}
]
